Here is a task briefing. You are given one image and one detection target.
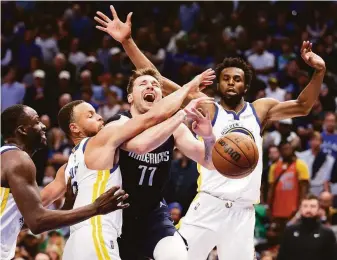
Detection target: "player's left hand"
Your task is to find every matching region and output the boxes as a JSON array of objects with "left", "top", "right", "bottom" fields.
[
  {"left": 300, "top": 41, "right": 326, "bottom": 71},
  {"left": 185, "top": 107, "right": 213, "bottom": 139},
  {"left": 61, "top": 177, "right": 78, "bottom": 210}
]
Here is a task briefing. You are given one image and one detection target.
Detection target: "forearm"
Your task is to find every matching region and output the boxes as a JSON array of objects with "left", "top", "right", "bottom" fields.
[
  {"left": 123, "top": 110, "right": 186, "bottom": 154},
  {"left": 200, "top": 135, "right": 216, "bottom": 169},
  {"left": 41, "top": 184, "right": 65, "bottom": 207},
  {"left": 122, "top": 38, "right": 156, "bottom": 70},
  {"left": 33, "top": 204, "right": 97, "bottom": 234},
  {"left": 297, "top": 69, "right": 326, "bottom": 112}
]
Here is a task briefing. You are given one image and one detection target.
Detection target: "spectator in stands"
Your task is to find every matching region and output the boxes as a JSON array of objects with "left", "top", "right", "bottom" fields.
[
  {"left": 35, "top": 24, "right": 59, "bottom": 65},
  {"left": 1, "top": 67, "right": 26, "bottom": 111},
  {"left": 68, "top": 37, "right": 86, "bottom": 72},
  {"left": 319, "top": 191, "right": 337, "bottom": 225},
  {"left": 22, "top": 56, "right": 41, "bottom": 87},
  {"left": 168, "top": 202, "right": 183, "bottom": 225},
  {"left": 297, "top": 132, "right": 335, "bottom": 196},
  {"left": 35, "top": 252, "right": 51, "bottom": 260},
  {"left": 277, "top": 194, "right": 337, "bottom": 260},
  {"left": 97, "top": 92, "right": 121, "bottom": 121},
  {"left": 268, "top": 141, "right": 309, "bottom": 230},
  {"left": 265, "top": 77, "right": 286, "bottom": 102},
  {"left": 277, "top": 39, "right": 296, "bottom": 71},
  {"left": 321, "top": 112, "right": 337, "bottom": 157},
  {"left": 97, "top": 35, "right": 112, "bottom": 73},
  {"left": 247, "top": 40, "right": 275, "bottom": 84}
]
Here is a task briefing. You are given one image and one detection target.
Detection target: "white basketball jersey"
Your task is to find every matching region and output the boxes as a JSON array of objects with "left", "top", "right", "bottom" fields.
[
  {"left": 64, "top": 138, "right": 123, "bottom": 235},
  {"left": 197, "top": 102, "right": 263, "bottom": 205},
  {"left": 1, "top": 146, "right": 24, "bottom": 260}
]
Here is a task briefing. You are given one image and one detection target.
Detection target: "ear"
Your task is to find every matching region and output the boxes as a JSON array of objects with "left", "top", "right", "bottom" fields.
[
  {"left": 127, "top": 94, "right": 133, "bottom": 104},
  {"left": 17, "top": 125, "right": 28, "bottom": 136},
  {"left": 69, "top": 122, "right": 80, "bottom": 135},
  {"left": 244, "top": 87, "right": 248, "bottom": 94}
]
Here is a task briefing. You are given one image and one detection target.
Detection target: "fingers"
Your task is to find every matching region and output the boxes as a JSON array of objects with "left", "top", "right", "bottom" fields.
[
  {"left": 96, "top": 26, "right": 107, "bottom": 33},
  {"left": 191, "top": 107, "right": 205, "bottom": 119},
  {"left": 194, "top": 97, "right": 214, "bottom": 105},
  {"left": 106, "top": 186, "right": 120, "bottom": 195},
  {"left": 96, "top": 11, "right": 111, "bottom": 23},
  {"left": 126, "top": 12, "right": 133, "bottom": 25},
  {"left": 115, "top": 194, "right": 129, "bottom": 205},
  {"left": 117, "top": 203, "right": 130, "bottom": 210},
  {"left": 201, "top": 80, "right": 214, "bottom": 86},
  {"left": 94, "top": 16, "right": 108, "bottom": 27},
  {"left": 110, "top": 5, "right": 119, "bottom": 20},
  {"left": 192, "top": 121, "right": 198, "bottom": 130},
  {"left": 111, "top": 189, "right": 126, "bottom": 199}
]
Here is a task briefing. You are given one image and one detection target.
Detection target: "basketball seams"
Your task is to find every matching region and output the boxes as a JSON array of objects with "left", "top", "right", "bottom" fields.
[
  {"left": 214, "top": 145, "right": 249, "bottom": 169},
  {"left": 223, "top": 136, "right": 251, "bottom": 167}
]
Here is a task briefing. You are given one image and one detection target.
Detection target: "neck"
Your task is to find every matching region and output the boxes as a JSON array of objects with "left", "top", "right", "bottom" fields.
[
  {"left": 220, "top": 98, "right": 245, "bottom": 112},
  {"left": 311, "top": 148, "right": 320, "bottom": 155},
  {"left": 72, "top": 136, "right": 85, "bottom": 146},
  {"left": 283, "top": 156, "right": 294, "bottom": 164},
  {"left": 4, "top": 139, "right": 34, "bottom": 156},
  {"left": 130, "top": 105, "right": 142, "bottom": 116}
]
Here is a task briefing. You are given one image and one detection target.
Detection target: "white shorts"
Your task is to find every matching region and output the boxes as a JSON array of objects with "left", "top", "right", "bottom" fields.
[
  {"left": 63, "top": 226, "right": 120, "bottom": 260},
  {"left": 179, "top": 192, "right": 255, "bottom": 260}
]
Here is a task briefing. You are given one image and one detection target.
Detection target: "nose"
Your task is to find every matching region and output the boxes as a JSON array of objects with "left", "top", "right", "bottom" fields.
[
  {"left": 40, "top": 122, "right": 46, "bottom": 131},
  {"left": 97, "top": 114, "right": 103, "bottom": 122},
  {"left": 146, "top": 84, "right": 154, "bottom": 90},
  {"left": 228, "top": 78, "right": 235, "bottom": 85}
]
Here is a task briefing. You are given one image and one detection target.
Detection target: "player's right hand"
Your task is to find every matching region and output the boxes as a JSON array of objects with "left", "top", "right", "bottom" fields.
[
  {"left": 93, "top": 186, "right": 129, "bottom": 215},
  {"left": 94, "top": 5, "right": 132, "bottom": 44}
]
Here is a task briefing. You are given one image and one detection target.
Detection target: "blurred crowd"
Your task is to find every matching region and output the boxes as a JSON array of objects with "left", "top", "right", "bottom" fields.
[{"left": 1, "top": 1, "right": 337, "bottom": 260}]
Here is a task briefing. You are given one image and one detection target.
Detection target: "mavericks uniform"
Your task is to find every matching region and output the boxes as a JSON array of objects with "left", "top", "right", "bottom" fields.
[
  {"left": 1, "top": 146, "right": 25, "bottom": 260},
  {"left": 179, "top": 102, "right": 262, "bottom": 260},
  {"left": 109, "top": 112, "right": 178, "bottom": 260},
  {"left": 62, "top": 138, "right": 122, "bottom": 260}
]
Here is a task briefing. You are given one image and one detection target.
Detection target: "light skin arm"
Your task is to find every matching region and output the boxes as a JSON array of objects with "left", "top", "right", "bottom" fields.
[
  {"left": 94, "top": 6, "right": 216, "bottom": 117},
  {"left": 85, "top": 69, "right": 215, "bottom": 170},
  {"left": 253, "top": 41, "right": 326, "bottom": 124},
  {"left": 5, "top": 151, "right": 128, "bottom": 234},
  {"left": 41, "top": 164, "right": 67, "bottom": 207}
]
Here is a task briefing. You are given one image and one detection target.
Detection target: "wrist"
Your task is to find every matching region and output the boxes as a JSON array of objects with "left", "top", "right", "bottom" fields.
[
  {"left": 201, "top": 134, "right": 215, "bottom": 141},
  {"left": 121, "top": 37, "right": 133, "bottom": 46},
  {"left": 178, "top": 110, "right": 187, "bottom": 122}
]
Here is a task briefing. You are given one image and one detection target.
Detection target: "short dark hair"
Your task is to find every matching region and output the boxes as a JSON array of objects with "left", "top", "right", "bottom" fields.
[
  {"left": 216, "top": 57, "right": 253, "bottom": 89},
  {"left": 1, "top": 105, "right": 28, "bottom": 139},
  {"left": 58, "top": 100, "right": 84, "bottom": 136},
  {"left": 127, "top": 68, "right": 162, "bottom": 94},
  {"left": 278, "top": 140, "right": 291, "bottom": 149},
  {"left": 302, "top": 194, "right": 319, "bottom": 202}
]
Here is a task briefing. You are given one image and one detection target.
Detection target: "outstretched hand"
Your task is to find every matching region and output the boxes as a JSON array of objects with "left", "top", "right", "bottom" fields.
[
  {"left": 300, "top": 41, "right": 325, "bottom": 72},
  {"left": 95, "top": 5, "right": 132, "bottom": 44}
]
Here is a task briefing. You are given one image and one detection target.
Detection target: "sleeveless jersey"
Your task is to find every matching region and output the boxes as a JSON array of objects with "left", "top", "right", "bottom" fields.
[
  {"left": 197, "top": 102, "right": 263, "bottom": 205},
  {"left": 64, "top": 138, "right": 123, "bottom": 235},
  {"left": 116, "top": 111, "right": 175, "bottom": 217},
  {"left": 1, "top": 146, "right": 24, "bottom": 260}
]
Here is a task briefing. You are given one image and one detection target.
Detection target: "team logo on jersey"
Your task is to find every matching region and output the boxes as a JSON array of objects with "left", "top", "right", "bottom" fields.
[{"left": 220, "top": 122, "right": 255, "bottom": 141}]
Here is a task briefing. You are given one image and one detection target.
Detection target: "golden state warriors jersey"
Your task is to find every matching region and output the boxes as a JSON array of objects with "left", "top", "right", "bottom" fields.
[
  {"left": 1, "top": 146, "right": 24, "bottom": 260},
  {"left": 64, "top": 138, "right": 123, "bottom": 236},
  {"left": 197, "top": 102, "right": 263, "bottom": 204}
]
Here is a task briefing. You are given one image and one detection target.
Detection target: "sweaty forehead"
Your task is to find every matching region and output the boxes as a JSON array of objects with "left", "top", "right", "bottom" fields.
[
  {"left": 73, "top": 102, "right": 95, "bottom": 120},
  {"left": 221, "top": 67, "right": 244, "bottom": 78},
  {"left": 23, "top": 106, "right": 39, "bottom": 122},
  {"left": 134, "top": 75, "right": 159, "bottom": 86}
]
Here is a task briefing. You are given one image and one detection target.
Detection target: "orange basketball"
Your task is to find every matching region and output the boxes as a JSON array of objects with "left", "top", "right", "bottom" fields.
[{"left": 212, "top": 132, "right": 259, "bottom": 178}]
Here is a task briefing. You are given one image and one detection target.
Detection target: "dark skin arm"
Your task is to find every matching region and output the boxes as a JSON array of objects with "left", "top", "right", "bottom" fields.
[
  {"left": 5, "top": 150, "right": 129, "bottom": 234},
  {"left": 299, "top": 180, "right": 309, "bottom": 205}
]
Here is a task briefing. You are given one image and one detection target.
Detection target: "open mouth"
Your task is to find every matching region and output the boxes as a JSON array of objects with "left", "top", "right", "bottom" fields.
[{"left": 143, "top": 93, "right": 156, "bottom": 103}]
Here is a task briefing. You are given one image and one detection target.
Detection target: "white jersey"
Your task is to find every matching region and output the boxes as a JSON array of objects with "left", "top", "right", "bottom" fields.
[
  {"left": 1, "top": 146, "right": 24, "bottom": 260},
  {"left": 64, "top": 138, "right": 123, "bottom": 236},
  {"left": 197, "top": 102, "right": 263, "bottom": 205}
]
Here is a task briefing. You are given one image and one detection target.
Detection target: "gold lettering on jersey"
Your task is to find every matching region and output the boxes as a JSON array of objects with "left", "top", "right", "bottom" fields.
[
  {"left": 220, "top": 122, "right": 255, "bottom": 141},
  {"left": 128, "top": 151, "right": 170, "bottom": 164}
]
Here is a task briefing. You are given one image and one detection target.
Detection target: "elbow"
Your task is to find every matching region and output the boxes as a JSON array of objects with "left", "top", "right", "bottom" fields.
[
  {"left": 144, "top": 113, "right": 165, "bottom": 128},
  {"left": 133, "top": 143, "right": 150, "bottom": 155},
  {"left": 27, "top": 222, "right": 42, "bottom": 235}
]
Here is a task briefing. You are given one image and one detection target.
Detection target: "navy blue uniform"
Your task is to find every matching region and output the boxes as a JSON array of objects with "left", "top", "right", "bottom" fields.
[{"left": 107, "top": 112, "right": 177, "bottom": 260}]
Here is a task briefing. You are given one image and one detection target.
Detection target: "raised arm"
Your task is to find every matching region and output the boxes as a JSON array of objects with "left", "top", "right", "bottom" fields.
[
  {"left": 5, "top": 151, "right": 128, "bottom": 234},
  {"left": 85, "top": 69, "right": 214, "bottom": 169},
  {"left": 94, "top": 6, "right": 215, "bottom": 115},
  {"left": 41, "top": 164, "right": 67, "bottom": 207},
  {"left": 254, "top": 41, "right": 326, "bottom": 123}
]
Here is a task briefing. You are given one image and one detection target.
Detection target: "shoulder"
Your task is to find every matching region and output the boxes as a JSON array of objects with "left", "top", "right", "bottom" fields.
[
  {"left": 2, "top": 149, "right": 34, "bottom": 171},
  {"left": 285, "top": 223, "right": 300, "bottom": 233},
  {"left": 295, "top": 159, "right": 308, "bottom": 169}
]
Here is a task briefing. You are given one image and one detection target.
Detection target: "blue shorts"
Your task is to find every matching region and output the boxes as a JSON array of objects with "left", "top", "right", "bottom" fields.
[{"left": 118, "top": 200, "right": 177, "bottom": 259}]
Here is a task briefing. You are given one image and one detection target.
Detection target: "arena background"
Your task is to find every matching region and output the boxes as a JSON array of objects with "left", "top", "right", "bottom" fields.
[{"left": 1, "top": 1, "right": 337, "bottom": 259}]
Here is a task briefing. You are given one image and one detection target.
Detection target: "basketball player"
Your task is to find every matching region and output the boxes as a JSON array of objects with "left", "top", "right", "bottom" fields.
[
  {"left": 95, "top": 6, "right": 326, "bottom": 259},
  {"left": 104, "top": 68, "right": 216, "bottom": 260},
  {"left": 40, "top": 69, "right": 213, "bottom": 260},
  {"left": 0, "top": 105, "right": 129, "bottom": 260}
]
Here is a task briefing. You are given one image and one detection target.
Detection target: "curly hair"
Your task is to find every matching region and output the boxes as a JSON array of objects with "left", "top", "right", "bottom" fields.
[{"left": 215, "top": 57, "right": 253, "bottom": 89}]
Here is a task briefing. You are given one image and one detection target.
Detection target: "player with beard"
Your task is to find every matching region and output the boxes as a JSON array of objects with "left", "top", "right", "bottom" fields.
[
  {"left": 104, "top": 68, "right": 216, "bottom": 260},
  {"left": 40, "top": 69, "right": 213, "bottom": 260},
  {"left": 0, "top": 105, "right": 129, "bottom": 260},
  {"left": 95, "top": 6, "right": 326, "bottom": 259}
]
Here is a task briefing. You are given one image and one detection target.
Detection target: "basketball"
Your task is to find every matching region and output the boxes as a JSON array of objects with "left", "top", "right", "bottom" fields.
[{"left": 212, "top": 132, "right": 259, "bottom": 178}]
